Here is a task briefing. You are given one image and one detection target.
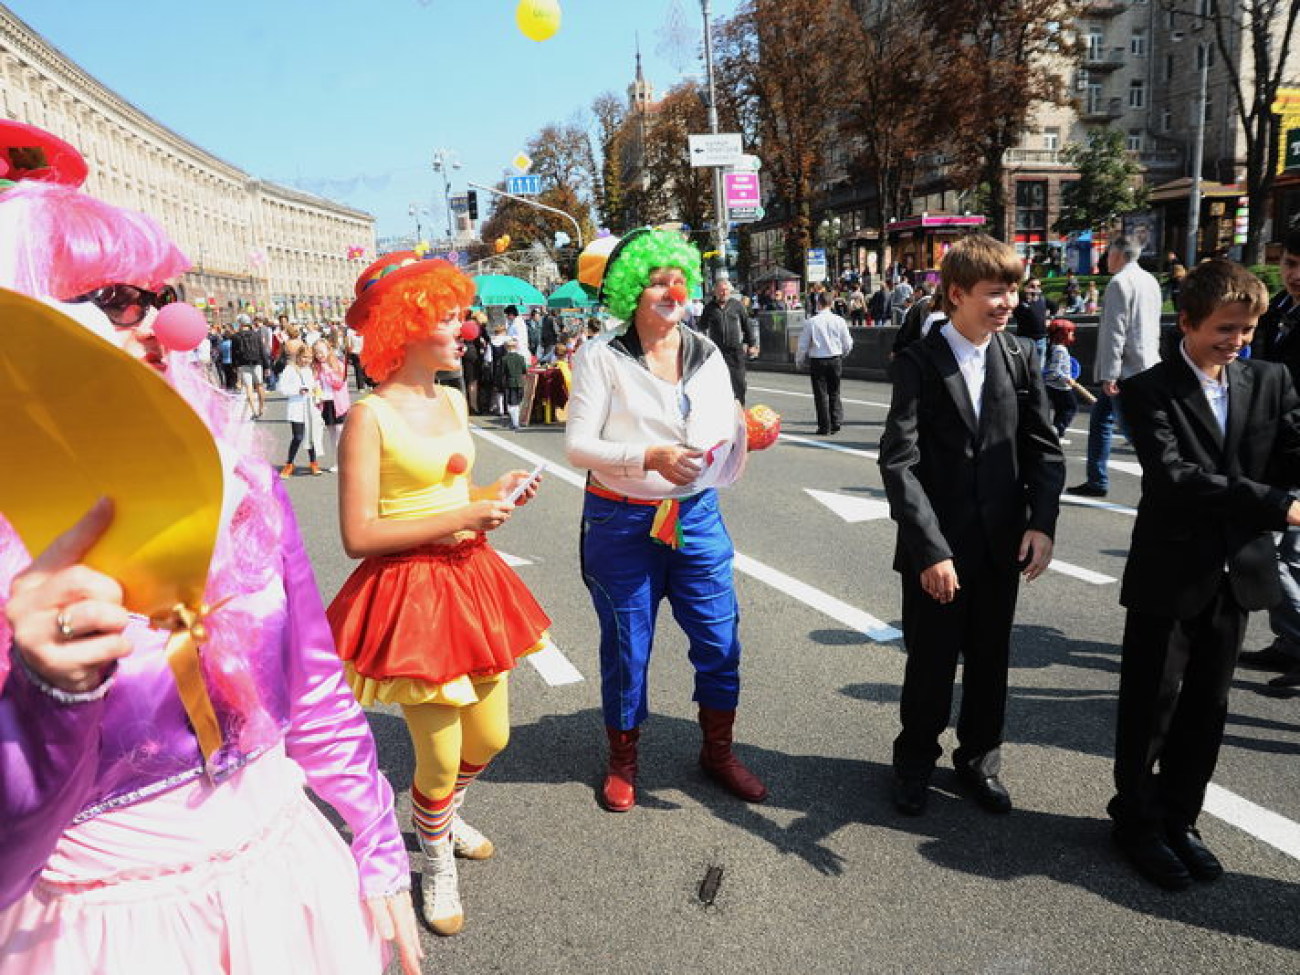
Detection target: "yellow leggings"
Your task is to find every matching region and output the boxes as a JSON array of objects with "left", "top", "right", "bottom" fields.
[{"left": 400, "top": 676, "right": 511, "bottom": 799}]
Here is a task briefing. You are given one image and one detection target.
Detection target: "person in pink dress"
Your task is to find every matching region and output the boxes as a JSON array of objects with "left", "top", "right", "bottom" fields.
[{"left": 0, "top": 128, "right": 421, "bottom": 974}]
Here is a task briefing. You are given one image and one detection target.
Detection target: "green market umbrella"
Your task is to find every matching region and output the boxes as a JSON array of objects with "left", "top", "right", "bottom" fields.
[
  {"left": 546, "top": 280, "right": 597, "bottom": 309},
  {"left": 473, "top": 274, "right": 546, "bottom": 308}
]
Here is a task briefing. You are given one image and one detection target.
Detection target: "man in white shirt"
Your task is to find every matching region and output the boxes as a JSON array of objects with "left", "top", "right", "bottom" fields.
[
  {"left": 796, "top": 292, "right": 854, "bottom": 435},
  {"left": 1069, "top": 236, "right": 1162, "bottom": 497}
]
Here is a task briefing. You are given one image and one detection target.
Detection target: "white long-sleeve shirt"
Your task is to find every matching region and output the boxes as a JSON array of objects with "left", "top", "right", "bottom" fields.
[
  {"left": 796, "top": 309, "right": 853, "bottom": 366},
  {"left": 565, "top": 326, "right": 745, "bottom": 499}
]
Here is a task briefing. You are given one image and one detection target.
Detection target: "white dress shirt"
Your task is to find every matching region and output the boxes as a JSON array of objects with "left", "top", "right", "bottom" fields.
[
  {"left": 565, "top": 328, "right": 745, "bottom": 499},
  {"left": 1179, "top": 340, "right": 1229, "bottom": 435},
  {"left": 941, "top": 321, "right": 991, "bottom": 420},
  {"left": 796, "top": 309, "right": 854, "bottom": 366}
]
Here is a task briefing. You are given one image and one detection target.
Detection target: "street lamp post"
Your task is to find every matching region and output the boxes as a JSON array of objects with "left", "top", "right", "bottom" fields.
[
  {"left": 701, "top": 0, "right": 728, "bottom": 281},
  {"left": 1186, "top": 42, "right": 1209, "bottom": 267},
  {"left": 432, "top": 149, "right": 462, "bottom": 241},
  {"left": 408, "top": 202, "right": 429, "bottom": 243}
]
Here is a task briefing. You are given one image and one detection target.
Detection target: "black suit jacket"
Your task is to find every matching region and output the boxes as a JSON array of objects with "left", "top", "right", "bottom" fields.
[
  {"left": 1252, "top": 289, "right": 1300, "bottom": 389},
  {"left": 879, "top": 328, "right": 1065, "bottom": 576},
  {"left": 1119, "top": 355, "right": 1300, "bottom": 618}
]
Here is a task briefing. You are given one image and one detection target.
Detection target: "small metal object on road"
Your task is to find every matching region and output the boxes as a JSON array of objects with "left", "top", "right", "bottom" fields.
[{"left": 698, "top": 865, "right": 724, "bottom": 906}]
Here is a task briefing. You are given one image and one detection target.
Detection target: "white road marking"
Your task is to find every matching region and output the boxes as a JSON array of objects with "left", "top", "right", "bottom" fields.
[
  {"left": 804, "top": 488, "right": 891, "bottom": 523},
  {"left": 1047, "top": 559, "right": 1116, "bottom": 585},
  {"left": 1060, "top": 495, "right": 1138, "bottom": 517},
  {"left": 526, "top": 638, "right": 585, "bottom": 686},
  {"left": 472, "top": 426, "right": 902, "bottom": 644},
  {"left": 751, "top": 384, "right": 891, "bottom": 410},
  {"left": 732, "top": 553, "right": 902, "bottom": 642},
  {"left": 1204, "top": 783, "right": 1300, "bottom": 862},
  {"left": 498, "top": 551, "right": 533, "bottom": 567},
  {"left": 1110, "top": 460, "right": 1144, "bottom": 477},
  {"left": 780, "top": 432, "right": 878, "bottom": 460}
]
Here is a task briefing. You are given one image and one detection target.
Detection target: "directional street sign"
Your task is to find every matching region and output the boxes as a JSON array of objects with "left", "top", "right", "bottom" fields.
[
  {"left": 807, "top": 248, "right": 828, "bottom": 284},
  {"left": 507, "top": 175, "right": 543, "bottom": 196},
  {"left": 688, "top": 132, "right": 744, "bottom": 168}
]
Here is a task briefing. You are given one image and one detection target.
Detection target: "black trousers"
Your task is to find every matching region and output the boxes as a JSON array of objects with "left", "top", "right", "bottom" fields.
[
  {"left": 809, "top": 356, "right": 843, "bottom": 432},
  {"left": 1109, "top": 578, "right": 1246, "bottom": 836},
  {"left": 719, "top": 347, "right": 747, "bottom": 405},
  {"left": 893, "top": 551, "right": 1020, "bottom": 779}
]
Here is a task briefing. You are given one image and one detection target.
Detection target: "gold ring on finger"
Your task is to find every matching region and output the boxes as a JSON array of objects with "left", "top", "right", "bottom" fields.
[{"left": 56, "top": 608, "right": 76, "bottom": 641}]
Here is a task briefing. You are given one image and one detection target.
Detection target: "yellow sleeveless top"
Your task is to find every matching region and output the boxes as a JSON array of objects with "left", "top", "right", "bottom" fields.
[{"left": 360, "top": 391, "right": 475, "bottom": 520}]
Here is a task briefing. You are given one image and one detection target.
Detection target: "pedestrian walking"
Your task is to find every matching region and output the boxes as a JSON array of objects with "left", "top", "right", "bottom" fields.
[{"left": 796, "top": 291, "right": 853, "bottom": 435}]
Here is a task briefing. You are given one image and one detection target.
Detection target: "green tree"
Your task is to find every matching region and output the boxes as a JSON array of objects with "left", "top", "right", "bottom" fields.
[{"left": 1053, "top": 129, "right": 1149, "bottom": 236}]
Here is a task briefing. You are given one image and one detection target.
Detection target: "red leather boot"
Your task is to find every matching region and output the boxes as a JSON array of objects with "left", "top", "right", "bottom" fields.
[
  {"left": 698, "top": 707, "right": 768, "bottom": 802},
  {"left": 602, "top": 726, "right": 639, "bottom": 812}
]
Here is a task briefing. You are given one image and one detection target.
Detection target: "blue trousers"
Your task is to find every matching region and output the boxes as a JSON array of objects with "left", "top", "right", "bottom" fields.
[
  {"left": 580, "top": 489, "right": 742, "bottom": 730},
  {"left": 1085, "top": 390, "right": 1125, "bottom": 491}
]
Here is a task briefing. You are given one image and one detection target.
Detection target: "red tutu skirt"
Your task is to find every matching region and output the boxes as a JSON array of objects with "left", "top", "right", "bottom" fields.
[{"left": 327, "top": 534, "right": 550, "bottom": 689}]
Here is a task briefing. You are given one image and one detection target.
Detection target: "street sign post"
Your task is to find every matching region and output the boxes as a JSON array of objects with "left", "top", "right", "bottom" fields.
[
  {"left": 506, "top": 175, "right": 543, "bottom": 196},
  {"left": 807, "top": 248, "right": 828, "bottom": 284},
  {"left": 724, "top": 171, "right": 762, "bottom": 224},
  {"left": 688, "top": 132, "right": 744, "bottom": 168}
]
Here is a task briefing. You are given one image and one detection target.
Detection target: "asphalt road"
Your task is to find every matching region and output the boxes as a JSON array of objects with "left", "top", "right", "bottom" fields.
[{"left": 268, "top": 369, "right": 1300, "bottom": 975}]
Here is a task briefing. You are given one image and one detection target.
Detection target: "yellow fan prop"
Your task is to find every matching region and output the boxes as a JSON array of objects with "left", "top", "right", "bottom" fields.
[{"left": 0, "top": 288, "right": 226, "bottom": 761}]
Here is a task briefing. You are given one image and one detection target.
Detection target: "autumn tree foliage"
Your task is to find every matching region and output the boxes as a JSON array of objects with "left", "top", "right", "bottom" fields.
[
  {"left": 589, "top": 91, "right": 628, "bottom": 233},
  {"left": 919, "top": 0, "right": 1082, "bottom": 241},
  {"left": 715, "top": 0, "right": 852, "bottom": 275},
  {"left": 635, "top": 80, "right": 715, "bottom": 232},
  {"left": 1160, "top": 0, "right": 1300, "bottom": 263}
]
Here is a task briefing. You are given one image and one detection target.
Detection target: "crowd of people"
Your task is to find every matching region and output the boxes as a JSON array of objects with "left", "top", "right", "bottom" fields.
[{"left": 5, "top": 118, "right": 1300, "bottom": 974}]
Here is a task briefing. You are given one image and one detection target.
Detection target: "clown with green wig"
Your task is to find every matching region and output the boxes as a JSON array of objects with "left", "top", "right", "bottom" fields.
[{"left": 565, "top": 228, "right": 767, "bottom": 812}]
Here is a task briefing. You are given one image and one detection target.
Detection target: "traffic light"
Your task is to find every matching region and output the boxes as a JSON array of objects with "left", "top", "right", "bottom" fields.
[{"left": 467, "top": 190, "right": 479, "bottom": 221}]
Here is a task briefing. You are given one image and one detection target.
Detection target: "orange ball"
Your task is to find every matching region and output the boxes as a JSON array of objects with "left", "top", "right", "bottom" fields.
[{"left": 745, "top": 404, "right": 781, "bottom": 451}]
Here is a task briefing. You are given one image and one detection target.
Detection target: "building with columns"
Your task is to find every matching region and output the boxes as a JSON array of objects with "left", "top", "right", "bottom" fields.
[{"left": 0, "top": 3, "right": 374, "bottom": 323}]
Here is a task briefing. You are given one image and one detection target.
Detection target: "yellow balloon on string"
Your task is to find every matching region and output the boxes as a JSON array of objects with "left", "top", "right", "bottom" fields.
[
  {"left": 516, "top": 0, "right": 561, "bottom": 42},
  {"left": 0, "top": 288, "right": 222, "bottom": 620}
]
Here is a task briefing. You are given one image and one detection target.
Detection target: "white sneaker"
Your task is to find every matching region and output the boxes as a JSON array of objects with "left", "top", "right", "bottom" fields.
[
  {"left": 421, "top": 838, "right": 464, "bottom": 936},
  {"left": 451, "top": 814, "right": 495, "bottom": 860},
  {"left": 326, "top": 465, "right": 338, "bottom": 473}
]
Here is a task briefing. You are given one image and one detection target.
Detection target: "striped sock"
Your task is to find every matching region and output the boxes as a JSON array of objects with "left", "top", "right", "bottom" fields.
[
  {"left": 411, "top": 786, "right": 454, "bottom": 848},
  {"left": 454, "top": 760, "right": 488, "bottom": 802}
]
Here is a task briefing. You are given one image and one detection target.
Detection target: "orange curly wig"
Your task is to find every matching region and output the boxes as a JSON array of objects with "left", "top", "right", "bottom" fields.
[{"left": 353, "top": 260, "right": 475, "bottom": 382}]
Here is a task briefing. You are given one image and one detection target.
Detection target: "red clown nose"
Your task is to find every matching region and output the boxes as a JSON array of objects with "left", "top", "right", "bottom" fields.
[{"left": 667, "top": 284, "right": 688, "bottom": 304}]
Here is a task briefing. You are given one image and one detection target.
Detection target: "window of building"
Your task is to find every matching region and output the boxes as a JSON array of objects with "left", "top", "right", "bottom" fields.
[
  {"left": 1161, "top": 108, "right": 1173, "bottom": 132},
  {"left": 1014, "top": 181, "right": 1049, "bottom": 239},
  {"left": 1164, "top": 54, "right": 1174, "bottom": 81},
  {"left": 1127, "top": 130, "right": 1144, "bottom": 152},
  {"left": 1129, "top": 79, "right": 1146, "bottom": 109},
  {"left": 1044, "top": 127, "right": 1060, "bottom": 151},
  {"left": 1087, "top": 31, "right": 1104, "bottom": 61},
  {"left": 1131, "top": 31, "right": 1147, "bottom": 57}
]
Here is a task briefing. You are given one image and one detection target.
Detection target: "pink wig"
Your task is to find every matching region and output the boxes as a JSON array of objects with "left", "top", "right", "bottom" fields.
[
  {"left": 0, "top": 181, "right": 189, "bottom": 298},
  {"left": 0, "top": 180, "right": 279, "bottom": 752}
]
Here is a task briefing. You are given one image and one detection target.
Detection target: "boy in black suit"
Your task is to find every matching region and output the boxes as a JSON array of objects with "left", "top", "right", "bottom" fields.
[
  {"left": 879, "top": 235, "right": 1064, "bottom": 816},
  {"left": 1110, "top": 260, "right": 1300, "bottom": 889}
]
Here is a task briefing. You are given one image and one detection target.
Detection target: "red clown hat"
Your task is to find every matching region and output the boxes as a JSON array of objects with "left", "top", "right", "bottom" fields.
[
  {"left": 346, "top": 251, "right": 450, "bottom": 330},
  {"left": 0, "top": 120, "right": 88, "bottom": 188}
]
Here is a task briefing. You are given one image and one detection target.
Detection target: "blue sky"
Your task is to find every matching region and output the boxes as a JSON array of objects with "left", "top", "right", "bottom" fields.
[{"left": 10, "top": 0, "right": 742, "bottom": 237}]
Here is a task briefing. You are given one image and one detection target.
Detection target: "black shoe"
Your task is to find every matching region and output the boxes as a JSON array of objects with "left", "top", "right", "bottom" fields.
[
  {"left": 1067, "top": 482, "right": 1108, "bottom": 498},
  {"left": 830, "top": 425, "right": 841, "bottom": 434},
  {"left": 955, "top": 767, "right": 1013, "bottom": 813},
  {"left": 1239, "top": 646, "right": 1297, "bottom": 672},
  {"left": 1268, "top": 664, "right": 1300, "bottom": 688},
  {"left": 1112, "top": 831, "right": 1193, "bottom": 890},
  {"left": 815, "top": 428, "right": 830, "bottom": 435},
  {"left": 892, "top": 774, "right": 929, "bottom": 816},
  {"left": 1165, "top": 826, "right": 1223, "bottom": 882}
]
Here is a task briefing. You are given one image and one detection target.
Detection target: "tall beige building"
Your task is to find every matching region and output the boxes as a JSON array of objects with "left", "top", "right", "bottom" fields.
[{"left": 0, "top": 3, "right": 374, "bottom": 322}]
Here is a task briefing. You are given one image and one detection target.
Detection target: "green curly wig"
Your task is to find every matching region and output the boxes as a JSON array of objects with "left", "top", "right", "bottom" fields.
[{"left": 601, "top": 228, "right": 702, "bottom": 322}]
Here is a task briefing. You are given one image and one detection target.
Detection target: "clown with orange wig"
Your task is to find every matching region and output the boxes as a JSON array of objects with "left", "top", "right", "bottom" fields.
[{"left": 327, "top": 252, "right": 550, "bottom": 937}]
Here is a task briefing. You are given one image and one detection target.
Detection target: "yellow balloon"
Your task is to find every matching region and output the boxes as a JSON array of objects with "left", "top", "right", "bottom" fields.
[
  {"left": 516, "top": 0, "right": 561, "bottom": 42},
  {"left": 0, "top": 289, "right": 222, "bottom": 619}
]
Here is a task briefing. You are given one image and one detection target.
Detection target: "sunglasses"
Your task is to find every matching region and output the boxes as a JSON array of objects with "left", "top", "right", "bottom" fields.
[{"left": 71, "top": 283, "right": 178, "bottom": 326}]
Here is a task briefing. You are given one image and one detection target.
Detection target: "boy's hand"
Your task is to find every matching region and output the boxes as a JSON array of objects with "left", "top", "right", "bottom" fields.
[
  {"left": 920, "top": 559, "right": 959, "bottom": 604},
  {"left": 1288, "top": 500, "right": 1300, "bottom": 526},
  {"left": 1019, "top": 529, "right": 1054, "bottom": 581}
]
